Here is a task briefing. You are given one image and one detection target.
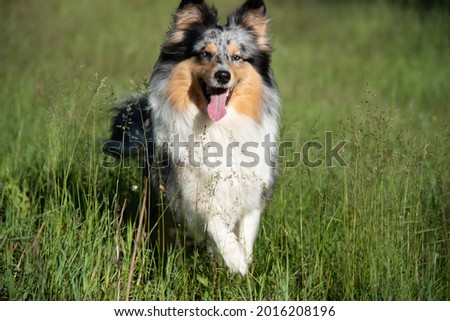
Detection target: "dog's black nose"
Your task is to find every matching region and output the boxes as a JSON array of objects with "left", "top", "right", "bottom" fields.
[{"left": 214, "top": 70, "right": 231, "bottom": 85}]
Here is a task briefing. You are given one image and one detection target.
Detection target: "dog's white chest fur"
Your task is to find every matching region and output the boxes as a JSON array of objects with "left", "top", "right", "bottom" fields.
[{"left": 151, "top": 102, "right": 276, "bottom": 275}]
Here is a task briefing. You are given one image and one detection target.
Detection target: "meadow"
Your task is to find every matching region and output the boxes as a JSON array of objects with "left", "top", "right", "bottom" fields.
[{"left": 1, "top": 0, "right": 449, "bottom": 300}]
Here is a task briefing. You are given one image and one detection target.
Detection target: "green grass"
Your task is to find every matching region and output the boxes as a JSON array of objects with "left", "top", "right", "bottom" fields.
[{"left": 1, "top": 0, "right": 449, "bottom": 300}]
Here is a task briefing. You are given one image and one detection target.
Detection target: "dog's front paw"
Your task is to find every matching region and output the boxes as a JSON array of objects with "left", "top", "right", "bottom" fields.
[{"left": 222, "top": 248, "right": 250, "bottom": 276}]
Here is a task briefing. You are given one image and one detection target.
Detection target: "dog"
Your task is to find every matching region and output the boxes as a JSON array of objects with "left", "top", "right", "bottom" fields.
[{"left": 105, "top": 0, "right": 280, "bottom": 276}]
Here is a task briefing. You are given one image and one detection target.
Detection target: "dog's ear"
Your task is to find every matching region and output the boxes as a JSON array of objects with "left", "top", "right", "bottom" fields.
[
  {"left": 227, "top": 0, "right": 270, "bottom": 52},
  {"left": 238, "top": 0, "right": 266, "bottom": 13},
  {"left": 173, "top": 0, "right": 216, "bottom": 30},
  {"left": 166, "top": 0, "right": 217, "bottom": 45}
]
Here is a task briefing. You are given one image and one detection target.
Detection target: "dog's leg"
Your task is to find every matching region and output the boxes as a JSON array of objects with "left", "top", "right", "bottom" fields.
[
  {"left": 206, "top": 215, "right": 249, "bottom": 276},
  {"left": 238, "top": 208, "right": 262, "bottom": 264}
]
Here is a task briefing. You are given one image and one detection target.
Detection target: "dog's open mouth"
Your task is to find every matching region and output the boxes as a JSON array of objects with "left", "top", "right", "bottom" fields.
[{"left": 201, "top": 80, "right": 233, "bottom": 122}]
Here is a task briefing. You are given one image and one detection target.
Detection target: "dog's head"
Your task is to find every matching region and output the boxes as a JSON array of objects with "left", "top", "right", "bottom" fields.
[{"left": 158, "top": 0, "right": 274, "bottom": 122}]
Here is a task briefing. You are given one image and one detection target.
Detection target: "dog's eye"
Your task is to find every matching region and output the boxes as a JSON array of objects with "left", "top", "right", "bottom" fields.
[
  {"left": 231, "top": 55, "right": 242, "bottom": 62},
  {"left": 199, "top": 51, "right": 212, "bottom": 60}
]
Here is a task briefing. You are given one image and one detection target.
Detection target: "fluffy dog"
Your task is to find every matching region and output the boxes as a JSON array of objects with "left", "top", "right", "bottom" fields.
[{"left": 105, "top": 0, "right": 280, "bottom": 275}]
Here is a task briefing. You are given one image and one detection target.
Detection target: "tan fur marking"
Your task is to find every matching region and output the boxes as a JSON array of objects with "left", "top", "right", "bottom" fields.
[
  {"left": 167, "top": 30, "right": 185, "bottom": 45},
  {"left": 229, "top": 63, "right": 263, "bottom": 121},
  {"left": 228, "top": 44, "right": 241, "bottom": 57},
  {"left": 167, "top": 59, "right": 207, "bottom": 111},
  {"left": 175, "top": 6, "right": 203, "bottom": 30},
  {"left": 204, "top": 43, "right": 218, "bottom": 55},
  {"left": 166, "top": 5, "right": 204, "bottom": 45}
]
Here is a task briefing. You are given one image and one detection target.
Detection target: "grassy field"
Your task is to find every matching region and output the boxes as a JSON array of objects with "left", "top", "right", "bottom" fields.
[{"left": 1, "top": 0, "right": 449, "bottom": 301}]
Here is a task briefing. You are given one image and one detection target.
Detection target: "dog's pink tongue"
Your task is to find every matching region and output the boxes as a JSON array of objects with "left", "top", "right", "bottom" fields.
[{"left": 207, "top": 91, "right": 227, "bottom": 122}]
